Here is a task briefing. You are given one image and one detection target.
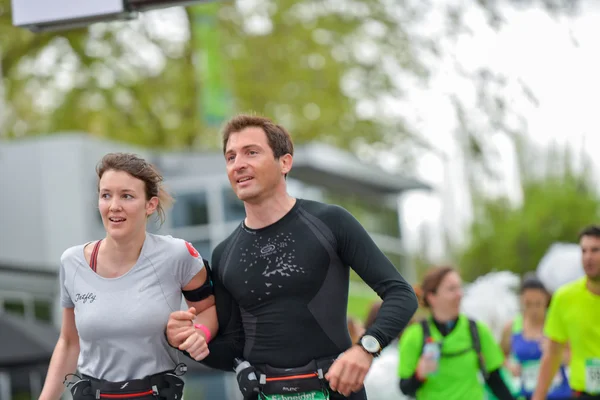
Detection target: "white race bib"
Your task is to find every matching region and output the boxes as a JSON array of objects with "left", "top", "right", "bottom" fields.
[
  {"left": 521, "top": 360, "right": 564, "bottom": 393},
  {"left": 585, "top": 358, "right": 600, "bottom": 394}
]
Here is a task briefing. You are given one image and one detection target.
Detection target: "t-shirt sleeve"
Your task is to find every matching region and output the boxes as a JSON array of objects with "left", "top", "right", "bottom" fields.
[
  {"left": 478, "top": 321, "right": 504, "bottom": 372},
  {"left": 398, "top": 324, "right": 422, "bottom": 378},
  {"left": 59, "top": 253, "right": 74, "bottom": 308},
  {"left": 174, "top": 240, "right": 205, "bottom": 288},
  {"left": 544, "top": 289, "right": 567, "bottom": 343}
]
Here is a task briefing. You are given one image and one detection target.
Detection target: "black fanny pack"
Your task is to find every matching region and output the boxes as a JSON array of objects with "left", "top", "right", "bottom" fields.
[
  {"left": 64, "top": 364, "right": 187, "bottom": 400},
  {"left": 254, "top": 357, "right": 335, "bottom": 395}
]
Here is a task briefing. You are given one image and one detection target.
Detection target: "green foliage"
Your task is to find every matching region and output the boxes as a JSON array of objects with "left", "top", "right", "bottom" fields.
[
  {"left": 215, "top": 0, "right": 430, "bottom": 151},
  {"left": 0, "top": 0, "right": 435, "bottom": 153},
  {"left": 0, "top": 2, "right": 201, "bottom": 148},
  {"left": 457, "top": 143, "right": 600, "bottom": 282}
]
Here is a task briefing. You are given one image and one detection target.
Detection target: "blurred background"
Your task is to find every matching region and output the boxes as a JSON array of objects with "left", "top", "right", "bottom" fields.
[{"left": 0, "top": 0, "right": 599, "bottom": 398}]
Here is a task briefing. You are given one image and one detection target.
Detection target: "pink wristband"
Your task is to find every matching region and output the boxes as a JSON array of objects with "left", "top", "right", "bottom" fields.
[{"left": 194, "top": 323, "right": 212, "bottom": 343}]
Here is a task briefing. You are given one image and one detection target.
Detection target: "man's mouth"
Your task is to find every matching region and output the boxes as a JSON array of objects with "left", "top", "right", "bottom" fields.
[{"left": 237, "top": 177, "right": 253, "bottom": 183}]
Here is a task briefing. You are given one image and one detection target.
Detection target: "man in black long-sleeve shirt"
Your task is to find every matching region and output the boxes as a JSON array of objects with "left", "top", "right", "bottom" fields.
[{"left": 166, "top": 114, "right": 418, "bottom": 399}]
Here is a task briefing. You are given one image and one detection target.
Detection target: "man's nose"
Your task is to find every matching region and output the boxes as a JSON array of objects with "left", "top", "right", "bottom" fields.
[{"left": 233, "top": 156, "right": 248, "bottom": 171}]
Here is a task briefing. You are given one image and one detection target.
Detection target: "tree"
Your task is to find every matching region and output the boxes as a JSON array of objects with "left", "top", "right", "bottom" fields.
[
  {"left": 0, "top": 2, "right": 202, "bottom": 148},
  {"left": 0, "top": 0, "right": 437, "bottom": 156},
  {"left": 456, "top": 140, "right": 599, "bottom": 282}
]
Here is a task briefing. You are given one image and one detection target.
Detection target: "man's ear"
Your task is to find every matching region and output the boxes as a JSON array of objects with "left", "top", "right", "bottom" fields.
[{"left": 279, "top": 153, "right": 293, "bottom": 176}]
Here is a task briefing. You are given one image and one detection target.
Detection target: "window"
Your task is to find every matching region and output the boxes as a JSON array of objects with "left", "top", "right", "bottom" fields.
[
  {"left": 222, "top": 188, "right": 245, "bottom": 222},
  {"left": 34, "top": 300, "right": 52, "bottom": 323},
  {"left": 171, "top": 192, "right": 209, "bottom": 228},
  {"left": 4, "top": 299, "right": 25, "bottom": 316}
]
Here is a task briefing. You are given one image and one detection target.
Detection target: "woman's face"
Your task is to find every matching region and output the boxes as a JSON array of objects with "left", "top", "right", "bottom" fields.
[
  {"left": 429, "top": 271, "right": 463, "bottom": 316},
  {"left": 98, "top": 170, "right": 157, "bottom": 240},
  {"left": 521, "top": 288, "right": 549, "bottom": 321}
]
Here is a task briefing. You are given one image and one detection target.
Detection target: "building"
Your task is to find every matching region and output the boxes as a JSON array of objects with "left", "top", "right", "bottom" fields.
[{"left": 0, "top": 133, "right": 430, "bottom": 399}]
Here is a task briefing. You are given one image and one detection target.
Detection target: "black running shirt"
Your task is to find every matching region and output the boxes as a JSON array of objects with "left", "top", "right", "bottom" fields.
[{"left": 203, "top": 199, "right": 418, "bottom": 370}]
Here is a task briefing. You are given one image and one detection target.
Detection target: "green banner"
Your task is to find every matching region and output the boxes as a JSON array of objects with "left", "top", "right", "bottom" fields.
[{"left": 190, "top": 2, "right": 231, "bottom": 127}]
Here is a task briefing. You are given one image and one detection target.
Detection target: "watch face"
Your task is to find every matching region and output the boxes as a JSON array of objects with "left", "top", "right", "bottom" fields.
[{"left": 361, "top": 335, "right": 380, "bottom": 353}]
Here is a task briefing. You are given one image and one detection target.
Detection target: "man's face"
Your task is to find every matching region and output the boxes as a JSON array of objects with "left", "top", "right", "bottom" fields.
[
  {"left": 224, "top": 127, "right": 290, "bottom": 203},
  {"left": 580, "top": 234, "right": 600, "bottom": 282}
]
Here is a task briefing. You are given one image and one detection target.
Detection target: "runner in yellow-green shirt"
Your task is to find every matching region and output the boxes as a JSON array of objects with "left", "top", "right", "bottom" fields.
[{"left": 532, "top": 225, "right": 600, "bottom": 400}]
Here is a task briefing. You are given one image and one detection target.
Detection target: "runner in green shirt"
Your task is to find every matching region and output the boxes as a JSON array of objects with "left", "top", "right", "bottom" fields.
[{"left": 398, "top": 266, "right": 515, "bottom": 400}]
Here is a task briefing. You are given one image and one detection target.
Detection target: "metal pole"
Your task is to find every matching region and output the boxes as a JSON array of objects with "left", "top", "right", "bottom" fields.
[{"left": 0, "top": 371, "right": 11, "bottom": 400}]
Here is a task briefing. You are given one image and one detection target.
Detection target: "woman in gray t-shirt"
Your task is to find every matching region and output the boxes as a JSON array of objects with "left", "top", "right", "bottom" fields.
[{"left": 39, "top": 153, "right": 218, "bottom": 400}]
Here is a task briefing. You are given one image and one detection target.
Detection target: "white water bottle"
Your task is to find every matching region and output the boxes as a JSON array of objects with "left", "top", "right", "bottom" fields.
[{"left": 423, "top": 338, "right": 440, "bottom": 375}]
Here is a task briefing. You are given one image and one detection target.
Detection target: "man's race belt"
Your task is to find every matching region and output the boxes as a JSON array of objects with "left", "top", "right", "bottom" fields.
[{"left": 235, "top": 357, "right": 336, "bottom": 400}]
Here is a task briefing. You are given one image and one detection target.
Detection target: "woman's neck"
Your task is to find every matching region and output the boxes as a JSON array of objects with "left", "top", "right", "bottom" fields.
[
  {"left": 431, "top": 309, "right": 459, "bottom": 323},
  {"left": 104, "top": 231, "right": 146, "bottom": 267}
]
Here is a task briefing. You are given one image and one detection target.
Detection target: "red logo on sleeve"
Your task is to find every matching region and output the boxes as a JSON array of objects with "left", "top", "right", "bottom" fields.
[{"left": 185, "top": 242, "right": 199, "bottom": 258}]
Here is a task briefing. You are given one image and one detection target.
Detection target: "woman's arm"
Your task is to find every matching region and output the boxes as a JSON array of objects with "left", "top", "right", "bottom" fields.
[
  {"left": 184, "top": 266, "right": 218, "bottom": 338},
  {"left": 39, "top": 308, "right": 80, "bottom": 400}
]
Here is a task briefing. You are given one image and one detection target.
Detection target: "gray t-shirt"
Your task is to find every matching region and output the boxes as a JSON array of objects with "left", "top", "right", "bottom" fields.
[{"left": 60, "top": 233, "right": 204, "bottom": 381}]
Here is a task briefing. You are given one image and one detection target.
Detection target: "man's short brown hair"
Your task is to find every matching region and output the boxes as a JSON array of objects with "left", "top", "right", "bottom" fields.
[{"left": 222, "top": 114, "right": 294, "bottom": 158}]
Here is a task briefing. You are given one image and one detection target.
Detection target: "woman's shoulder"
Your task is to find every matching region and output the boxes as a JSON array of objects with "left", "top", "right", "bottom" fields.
[
  {"left": 61, "top": 242, "right": 88, "bottom": 265},
  {"left": 147, "top": 233, "right": 204, "bottom": 264}
]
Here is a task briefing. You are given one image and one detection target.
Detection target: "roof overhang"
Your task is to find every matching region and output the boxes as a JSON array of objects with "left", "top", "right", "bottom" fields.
[{"left": 291, "top": 143, "right": 432, "bottom": 198}]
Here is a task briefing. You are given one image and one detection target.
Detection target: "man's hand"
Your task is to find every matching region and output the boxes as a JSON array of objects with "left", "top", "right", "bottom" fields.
[
  {"left": 166, "top": 307, "right": 197, "bottom": 348},
  {"left": 325, "top": 345, "right": 373, "bottom": 397}
]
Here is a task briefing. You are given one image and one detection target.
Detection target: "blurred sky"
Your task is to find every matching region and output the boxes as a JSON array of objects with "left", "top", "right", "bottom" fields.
[{"left": 398, "top": 0, "right": 600, "bottom": 260}]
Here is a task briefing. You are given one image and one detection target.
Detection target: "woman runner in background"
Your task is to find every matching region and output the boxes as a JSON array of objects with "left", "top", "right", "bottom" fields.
[
  {"left": 398, "top": 266, "right": 515, "bottom": 400},
  {"left": 39, "top": 153, "right": 218, "bottom": 400},
  {"left": 501, "top": 273, "right": 571, "bottom": 400}
]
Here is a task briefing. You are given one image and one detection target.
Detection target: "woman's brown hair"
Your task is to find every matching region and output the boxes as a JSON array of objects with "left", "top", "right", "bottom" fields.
[{"left": 420, "top": 266, "right": 457, "bottom": 307}]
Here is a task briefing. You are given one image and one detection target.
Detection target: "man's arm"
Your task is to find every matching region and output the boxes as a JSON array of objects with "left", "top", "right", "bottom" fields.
[
  {"left": 331, "top": 206, "right": 418, "bottom": 347},
  {"left": 532, "top": 287, "right": 568, "bottom": 400},
  {"left": 532, "top": 338, "right": 565, "bottom": 400}
]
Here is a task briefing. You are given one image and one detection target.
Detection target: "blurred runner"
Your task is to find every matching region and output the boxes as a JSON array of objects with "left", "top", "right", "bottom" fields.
[
  {"left": 501, "top": 273, "right": 571, "bottom": 399},
  {"left": 399, "top": 266, "right": 515, "bottom": 400},
  {"left": 532, "top": 225, "right": 600, "bottom": 400}
]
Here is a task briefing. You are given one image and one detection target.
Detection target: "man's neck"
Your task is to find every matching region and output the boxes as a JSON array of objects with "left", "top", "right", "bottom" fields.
[
  {"left": 244, "top": 193, "right": 297, "bottom": 229},
  {"left": 104, "top": 231, "right": 146, "bottom": 266},
  {"left": 586, "top": 277, "right": 600, "bottom": 296}
]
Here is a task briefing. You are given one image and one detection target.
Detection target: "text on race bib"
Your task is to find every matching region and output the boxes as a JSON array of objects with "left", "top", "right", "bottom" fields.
[
  {"left": 585, "top": 359, "right": 600, "bottom": 394},
  {"left": 260, "top": 390, "right": 329, "bottom": 400}
]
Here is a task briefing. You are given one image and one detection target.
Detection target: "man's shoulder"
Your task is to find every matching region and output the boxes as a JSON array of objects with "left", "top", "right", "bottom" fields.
[
  {"left": 297, "top": 198, "right": 351, "bottom": 220},
  {"left": 554, "top": 277, "right": 587, "bottom": 300},
  {"left": 211, "top": 227, "right": 242, "bottom": 267}
]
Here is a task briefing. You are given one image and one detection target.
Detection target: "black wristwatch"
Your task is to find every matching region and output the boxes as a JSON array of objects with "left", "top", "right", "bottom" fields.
[{"left": 358, "top": 334, "right": 382, "bottom": 357}]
